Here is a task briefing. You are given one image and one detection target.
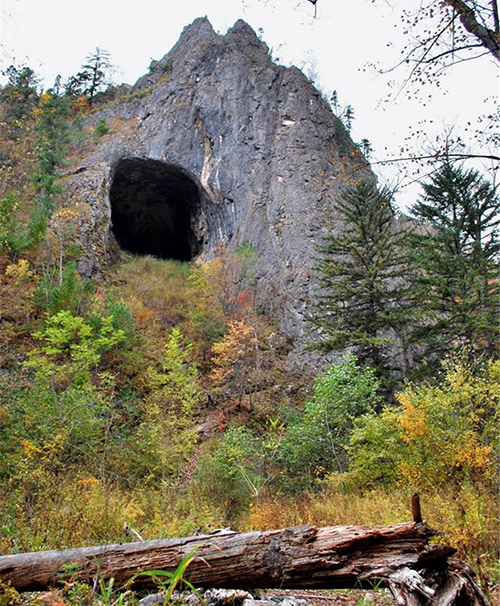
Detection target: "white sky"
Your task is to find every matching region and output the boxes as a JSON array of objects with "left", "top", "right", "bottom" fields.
[{"left": 1, "top": 0, "right": 498, "bottom": 210}]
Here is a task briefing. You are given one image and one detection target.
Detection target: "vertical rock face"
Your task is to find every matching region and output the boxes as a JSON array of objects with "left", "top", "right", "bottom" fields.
[{"left": 64, "top": 17, "right": 370, "bottom": 345}]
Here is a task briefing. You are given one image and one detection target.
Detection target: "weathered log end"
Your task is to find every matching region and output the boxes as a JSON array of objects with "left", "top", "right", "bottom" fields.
[{"left": 388, "top": 560, "right": 491, "bottom": 606}]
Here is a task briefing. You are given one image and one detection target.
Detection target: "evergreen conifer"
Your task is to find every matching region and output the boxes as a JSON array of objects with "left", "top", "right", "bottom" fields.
[
  {"left": 65, "top": 48, "right": 113, "bottom": 106},
  {"left": 410, "top": 162, "right": 499, "bottom": 361},
  {"left": 313, "top": 180, "right": 414, "bottom": 385}
]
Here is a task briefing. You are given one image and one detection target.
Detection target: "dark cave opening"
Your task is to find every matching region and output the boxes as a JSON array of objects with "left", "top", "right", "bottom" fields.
[{"left": 109, "top": 158, "right": 202, "bottom": 261}]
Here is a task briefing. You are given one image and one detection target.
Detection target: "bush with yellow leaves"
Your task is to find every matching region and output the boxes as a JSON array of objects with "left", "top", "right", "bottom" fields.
[{"left": 345, "top": 356, "right": 499, "bottom": 491}]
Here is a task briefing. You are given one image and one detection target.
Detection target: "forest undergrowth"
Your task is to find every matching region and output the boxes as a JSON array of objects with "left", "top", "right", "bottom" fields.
[{"left": 0, "top": 254, "right": 498, "bottom": 587}]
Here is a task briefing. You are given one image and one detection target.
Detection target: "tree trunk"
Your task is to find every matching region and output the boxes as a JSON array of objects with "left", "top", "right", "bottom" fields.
[
  {"left": 444, "top": 0, "right": 500, "bottom": 60},
  {"left": 0, "top": 523, "right": 490, "bottom": 605}
]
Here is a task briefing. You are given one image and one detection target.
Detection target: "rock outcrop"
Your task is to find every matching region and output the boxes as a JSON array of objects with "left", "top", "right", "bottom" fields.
[{"left": 64, "top": 17, "right": 370, "bottom": 346}]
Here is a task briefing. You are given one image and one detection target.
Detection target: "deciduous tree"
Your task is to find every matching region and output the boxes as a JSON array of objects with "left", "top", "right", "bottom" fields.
[
  {"left": 346, "top": 356, "right": 499, "bottom": 490},
  {"left": 303, "top": 1, "right": 499, "bottom": 68},
  {"left": 210, "top": 316, "right": 261, "bottom": 409},
  {"left": 277, "top": 355, "right": 381, "bottom": 487},
  {"left": 396, "top": 0, "right": 499, "bottom": 72}
]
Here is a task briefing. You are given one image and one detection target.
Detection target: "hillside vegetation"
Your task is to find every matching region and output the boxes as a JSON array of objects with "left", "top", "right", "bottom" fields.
[{"left": 0, "top": 63, "right": 498, "bottom": 603}]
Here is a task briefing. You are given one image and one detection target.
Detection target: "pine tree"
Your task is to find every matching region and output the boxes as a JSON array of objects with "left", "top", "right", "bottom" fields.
[
  {"left": 30, "top": 87, "right": 71, "bottom": 245},
  {"left": 312, "top": 180, "right": 414, "bottom": 385},
  {"left": 65, "top": 48, "right": 113, "bottom": 106},
  {"left": 410, "top": 162, "right": 499, "bottom": 360},
  {"left": 0, "top": 64, "right": 40, "bottom": 136}
]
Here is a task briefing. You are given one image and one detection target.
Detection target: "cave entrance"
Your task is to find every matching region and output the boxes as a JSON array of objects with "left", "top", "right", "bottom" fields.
[{"left": 109, "top": 158, "right": 202, "bottom": 261}]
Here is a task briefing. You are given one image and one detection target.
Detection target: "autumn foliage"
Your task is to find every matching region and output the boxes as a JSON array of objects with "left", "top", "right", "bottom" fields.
[{"left": 0, "top": 61, "right": 498, "bottom": 599}]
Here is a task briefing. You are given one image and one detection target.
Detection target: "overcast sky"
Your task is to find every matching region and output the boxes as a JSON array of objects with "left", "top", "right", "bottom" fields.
[{"left": 1, "top": 0, "right": 497, "bottom": 209}]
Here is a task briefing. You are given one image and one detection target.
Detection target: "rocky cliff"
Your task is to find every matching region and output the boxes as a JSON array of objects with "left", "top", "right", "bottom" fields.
[{"left": 64, "top": 17, "right": 370, "bottom": 346}]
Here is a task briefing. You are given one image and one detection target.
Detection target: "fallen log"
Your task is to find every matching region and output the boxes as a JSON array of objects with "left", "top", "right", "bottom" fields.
[{"left": 0, "top": 522, "right": 490, "bottom": 605}]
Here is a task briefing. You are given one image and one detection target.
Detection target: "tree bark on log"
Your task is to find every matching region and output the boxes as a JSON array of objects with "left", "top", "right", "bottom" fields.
[{"left": 0, "top": 522, "right": 490, "bottom": 605}]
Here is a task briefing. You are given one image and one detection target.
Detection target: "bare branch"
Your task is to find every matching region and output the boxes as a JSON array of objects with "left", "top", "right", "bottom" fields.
[
  {"left": 418, "top": 42, "right": 484, "bottom": 62},
  {"left": 371, "top": 153, "right": 500, "bottom": 165}
]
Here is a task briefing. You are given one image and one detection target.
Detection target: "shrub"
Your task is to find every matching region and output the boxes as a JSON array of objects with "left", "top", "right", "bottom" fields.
[
  {"left": 277, "top": 355, "right": 381, "bottom": 491},
  {"left": 34, "top": 261, "right": 95, "bottom": 315},
  {"left": 193, "top": 425, "right": 269, "bottom": 524},
  {"left": 9, "top": 380, "right": 108, "bottom": 470},
  {"left": 342, "top": 409, "right": 402, "bottom": 490},
  {"left": 106, "top": 299, "right": 141, "bottom": 347},
  {"left": 345, "top": 356, "right": 499, "bottom": 491},
  {"left": 31, "top": 309, "right": 126, "bottom": 369},
  {"left": 93, "top": 119, "right": 109, "bottom": 140},
  {"left": 4, "top": 259, "right": 33, "bottom": 284},
  {"left": 395, "top": 357, "right": 499, "bottom": 489}
]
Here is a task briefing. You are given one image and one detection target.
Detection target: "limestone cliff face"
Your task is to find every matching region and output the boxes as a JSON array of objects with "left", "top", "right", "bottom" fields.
[{"left": 64, "top": 18, "right": 370, "bottom": 346}]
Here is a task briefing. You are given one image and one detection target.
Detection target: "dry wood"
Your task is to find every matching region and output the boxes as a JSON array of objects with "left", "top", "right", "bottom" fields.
[
  {"left": 0, "top": 522, "right": 490, "bottom": 606},
  {"left": 123, "top": 522, "right": 144, "bottom": 542},
  {"left": 411, "top": 493, "right": 422, "bottom": 524}
]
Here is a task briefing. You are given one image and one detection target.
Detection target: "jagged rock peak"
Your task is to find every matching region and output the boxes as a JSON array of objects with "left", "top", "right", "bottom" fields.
[
  {"left": 170, "top": 16, "right": 267, "bottom": 55},
  {"left": 226, "top": 18, "right": 268, "bottom": 48},
  {"left": 162, "top": 16, "right": 218, "bottom": 59},
  {"left": 63, "top": 17, "right": 371, "bottom": 356},
  {"left": 135, "top": 17, "right": 269, "bottom": 91}
]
